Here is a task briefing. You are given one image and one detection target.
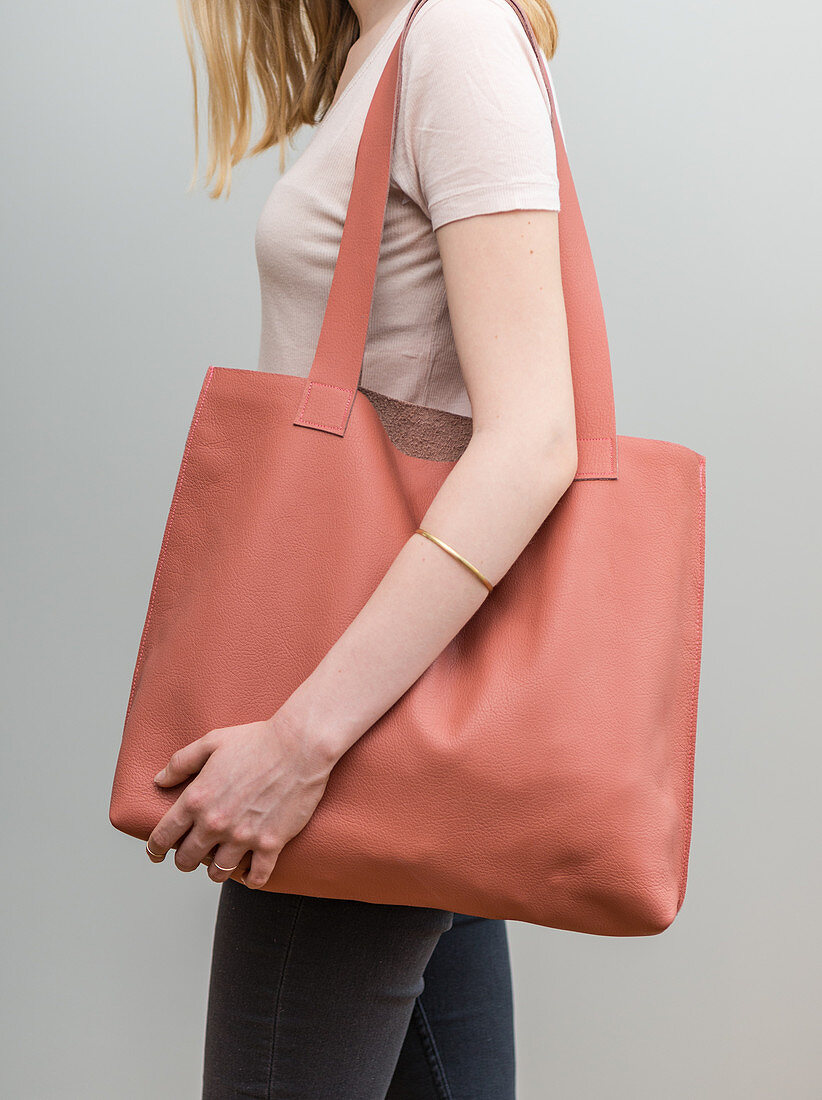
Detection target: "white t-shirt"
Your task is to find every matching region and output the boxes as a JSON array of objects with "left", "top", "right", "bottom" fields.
[{"left": 255, "top": 0, "right": 561, "bottom": 422}]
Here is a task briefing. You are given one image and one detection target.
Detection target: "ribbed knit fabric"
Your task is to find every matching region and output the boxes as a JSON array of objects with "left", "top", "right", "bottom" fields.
[{"left": 255, "top": 0, "right": 561, "bottom": 419}]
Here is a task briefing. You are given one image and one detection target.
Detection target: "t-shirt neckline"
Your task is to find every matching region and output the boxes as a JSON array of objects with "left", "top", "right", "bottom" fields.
[{"left": 318, "top": 0, "right": 416, "bottom": 127}]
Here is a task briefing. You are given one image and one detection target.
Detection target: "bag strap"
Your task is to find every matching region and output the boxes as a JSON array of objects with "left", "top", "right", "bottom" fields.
[{"left": 293, "top": 0, "right": 617, "bottom": 480}]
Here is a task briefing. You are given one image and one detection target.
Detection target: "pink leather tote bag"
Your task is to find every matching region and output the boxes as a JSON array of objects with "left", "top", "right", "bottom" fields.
[{"left": 109, "top": 0, "right": 707, "bottom": 936}]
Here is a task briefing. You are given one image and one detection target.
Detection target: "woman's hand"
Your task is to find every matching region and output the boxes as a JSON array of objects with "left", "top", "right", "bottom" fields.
[{"left": 145, "top": 711, "right": 337, "bottom": 888}]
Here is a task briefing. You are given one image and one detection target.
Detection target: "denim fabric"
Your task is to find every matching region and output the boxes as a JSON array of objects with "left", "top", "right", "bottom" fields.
[{"left": 202, "top": 878, "right": 515, "bottom": 1099}]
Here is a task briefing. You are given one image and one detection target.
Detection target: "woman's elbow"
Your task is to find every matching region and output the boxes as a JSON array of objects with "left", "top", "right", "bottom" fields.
[
  {"left": 471, "top": 414, "right": 578, "bottom": 497},
  {"left": 540, "top": 428, "right": 578, "bottom": 494},
  {"left": 507, "top": 423, "right": 578, "bottom": 505}
]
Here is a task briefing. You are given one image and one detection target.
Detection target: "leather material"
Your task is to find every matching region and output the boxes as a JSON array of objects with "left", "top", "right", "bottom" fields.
[
  {"left": 295, "top": 0, "right": 618, "bottom": 481},
  {"left": 109, "top": 0, "right": 707, "bottom": 936}
]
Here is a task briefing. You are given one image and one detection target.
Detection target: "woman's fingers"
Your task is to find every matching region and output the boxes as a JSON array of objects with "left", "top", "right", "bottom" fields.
[
  {"left": 157, "top": 835, "right": 279, "bottom": 890},
  {"left": 154, "top": 732, "right": 218, "bottom": 787},
  {"left": 169, "top": 824, "right": 210, "bottom": 872},
  {"left": 202, "top": 839, "right": 278, "bottom": 888},
  {"left": 238, "top": 851, "right": 253, "bottom": 880},
  {"left": 200, "top": 849, "right": 252, "bottom": 886},
  {"left": 205, "top": 843, "right": 250, "bottom": 884},
  {"left": 146, "top": 803, "right": 195, "bottom": 864},
  {"left": 242, "top": 844, "right": 280, "bottom": 890}
]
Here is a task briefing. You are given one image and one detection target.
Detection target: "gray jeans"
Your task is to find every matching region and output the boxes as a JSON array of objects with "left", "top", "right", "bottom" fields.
[{"left": 201, "top": 879, "right": 515, "bottom": 1099}]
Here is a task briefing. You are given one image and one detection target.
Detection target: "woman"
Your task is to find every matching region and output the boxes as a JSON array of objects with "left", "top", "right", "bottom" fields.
[{"left": 145, "top": 0, "right": 576, "bottom": 1095}]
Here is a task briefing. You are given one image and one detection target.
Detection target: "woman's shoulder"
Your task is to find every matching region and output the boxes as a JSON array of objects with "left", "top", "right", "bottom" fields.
[
  {"left": 406, "top": 0, "right": 529, "bottom": 39},
  {"left": 400, "top": 0, "right": 550, "bottom": 112},
  {"left": 392, "top": 0, "right": 560, "bottom": 232},
  {"left": 403, "top": 0, "right": 540, "bottom": 60}
]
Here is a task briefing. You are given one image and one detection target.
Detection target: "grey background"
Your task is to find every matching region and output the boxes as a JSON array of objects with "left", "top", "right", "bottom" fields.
[{"left": 2, "top": 0, "right": 819, "bottom": 1096}]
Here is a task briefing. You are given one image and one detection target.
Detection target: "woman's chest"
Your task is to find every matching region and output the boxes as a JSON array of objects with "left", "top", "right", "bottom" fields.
[{"left": 254, "top": 117, "right": 445, "bottom": 344}]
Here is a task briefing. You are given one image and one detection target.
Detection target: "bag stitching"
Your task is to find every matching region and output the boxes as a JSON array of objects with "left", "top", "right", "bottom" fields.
[
  {"left": 295, "top": 380, "right": 354, "bottom": 432},
  {"left": 677, "top": 455, "right": 707, "bottom": 912}
]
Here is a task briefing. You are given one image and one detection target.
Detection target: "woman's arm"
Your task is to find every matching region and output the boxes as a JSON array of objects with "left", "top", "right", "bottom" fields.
[
  {"left": 281, "top": 206, "right": 577, "bottom": 758},
  {"left": 148, "top": 205, "right": 577, "bottom": 888}
]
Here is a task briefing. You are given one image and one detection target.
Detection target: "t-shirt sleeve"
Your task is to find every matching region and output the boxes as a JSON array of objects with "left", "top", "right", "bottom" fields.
[{"left": 392, "top": 0, "right": 561, "bottom": 232}]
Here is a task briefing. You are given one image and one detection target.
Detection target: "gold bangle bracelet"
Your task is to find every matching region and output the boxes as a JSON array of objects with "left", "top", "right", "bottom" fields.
[{"left": 413, "top": 527, "right": 494, "bottom": 593}]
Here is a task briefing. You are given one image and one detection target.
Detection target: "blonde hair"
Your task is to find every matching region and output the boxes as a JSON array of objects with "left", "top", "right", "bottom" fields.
[{"left": 178, "top": 0, "right": 559, "bottom": 199}]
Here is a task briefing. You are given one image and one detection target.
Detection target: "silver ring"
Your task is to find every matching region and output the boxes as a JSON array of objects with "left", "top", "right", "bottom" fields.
[{"left": 212, "top": 860, "right": 239, "bottom": 873}]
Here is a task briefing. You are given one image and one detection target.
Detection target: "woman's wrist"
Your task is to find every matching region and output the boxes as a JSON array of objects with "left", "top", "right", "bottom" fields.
[{"left": 268, "top": 683, "right": 361, "bottom": 770}]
